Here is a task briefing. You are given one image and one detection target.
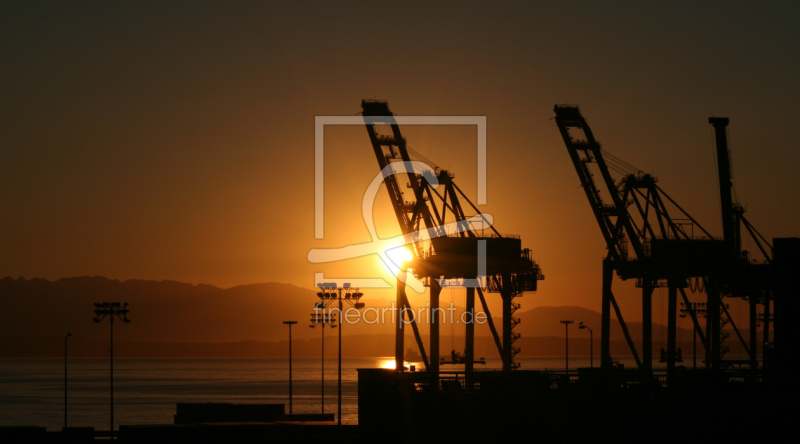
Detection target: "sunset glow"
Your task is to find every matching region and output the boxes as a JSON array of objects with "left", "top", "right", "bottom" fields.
[
  {"left": 0, "top": 2, "right": 793, "bottom": 439},
  {"left": 386, "top": 245, "right": 413, "bottom": 267},
  {"left": 378, "top": 359, "right": 397, "bottom": 369},
  {"left": 378, "top": 358, "right": 410, "bottom": 370}
]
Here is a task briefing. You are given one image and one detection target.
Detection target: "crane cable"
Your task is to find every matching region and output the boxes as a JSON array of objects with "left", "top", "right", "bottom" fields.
[
  {"left": 602, "top": 149, "right": 642, "bottom": 175},
  {"left": 406, "top": 144, "right": 440, "bottom": 171}
]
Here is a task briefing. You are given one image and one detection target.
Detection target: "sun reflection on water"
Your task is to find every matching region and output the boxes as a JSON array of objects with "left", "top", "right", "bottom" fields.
[{"left": 377, "top": 358, "right": 422, "bottom": 371}]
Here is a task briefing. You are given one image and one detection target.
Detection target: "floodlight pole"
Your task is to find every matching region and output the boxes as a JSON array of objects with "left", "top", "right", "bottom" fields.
[
  {"left": 320, "top": 318, "right": 337, "bottom": 416},
  {"left": 64, "top": 332, "right": 71, "bottom": 429},
  {"left": 315, "top": 285, "right": 365, "bottom": 425},
  {"left": 94, "top": 302, "right": 129, "bottom": 438},
  {"left": 283, "top": 321, "right": 297, "bottom": 415},
  {"left": 110, "top": 314, "right": 114, "bottom": 435},
  {"left": 561, "top": 320, "right": 574, "bottom": 374},
  {"left": 310, "top": 312, "right": 335, "bottom": 416}
]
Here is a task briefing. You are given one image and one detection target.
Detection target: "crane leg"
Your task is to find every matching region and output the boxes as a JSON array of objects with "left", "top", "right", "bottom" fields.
[
  {"left": 430, "top": 279, "right": 441, "bottom": 381},
  {"left": 667, "top": 282, "right": 677, "bottom": 373},
  {"left": 601, "top": 261, "right": 612, "bottom": 369},
  {"left": 465, "top": 286, "right": 475, "bottom": 388},
  {"left": 501, "top": 274, "right": 513, "bottom": 371},
  {"left": 642, "top": 281, "right": 654, "bottom": 373},
  {"left": 708, "top": 284, "right": 721, "bottom": 370},
  {"left": 395, "top": 272, "right": 406, "bottom": 372}
]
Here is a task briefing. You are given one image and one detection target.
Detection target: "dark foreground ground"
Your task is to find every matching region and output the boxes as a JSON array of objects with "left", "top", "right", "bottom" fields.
[{"left": 1, "top": 369, "right": 791, "bottom": 443}]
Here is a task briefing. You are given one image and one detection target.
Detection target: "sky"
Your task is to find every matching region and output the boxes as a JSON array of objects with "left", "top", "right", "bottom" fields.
[{"left": 2, "top": 1, "right": 799, "bottom": 323}]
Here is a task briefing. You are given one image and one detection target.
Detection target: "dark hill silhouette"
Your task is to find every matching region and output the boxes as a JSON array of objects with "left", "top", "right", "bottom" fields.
[
  {"left": 2, "top": 277, "right": 750, "bottom": 357},
  {"left": 0, "top": 276, "right": 391, "bottom": 342}
]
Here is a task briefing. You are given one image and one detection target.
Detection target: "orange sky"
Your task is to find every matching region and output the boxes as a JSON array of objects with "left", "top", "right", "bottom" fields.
[{"left": 2, "top": 2, "right": 799, "bottom": 325}]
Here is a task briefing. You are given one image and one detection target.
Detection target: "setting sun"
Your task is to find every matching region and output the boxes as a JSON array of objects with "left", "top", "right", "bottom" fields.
[{"left": 386, "top": 245, "right": 413, "bottom": 267}]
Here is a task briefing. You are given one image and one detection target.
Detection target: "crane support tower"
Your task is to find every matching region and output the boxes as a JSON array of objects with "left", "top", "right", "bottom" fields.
[
  {"left": 554, "top": 105, "right": 772, "bottom": 373},
  {"left": 361, "top": 100, "right": 543, "bottom": 376}
]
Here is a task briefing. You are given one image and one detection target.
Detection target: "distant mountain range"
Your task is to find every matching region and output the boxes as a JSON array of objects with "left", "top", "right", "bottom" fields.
[
  {"left": 0, "top": 276, "right": 753, "bottom": 358},
  {"left": 0, "top": 276, "right": 346, "bottom": 342}
]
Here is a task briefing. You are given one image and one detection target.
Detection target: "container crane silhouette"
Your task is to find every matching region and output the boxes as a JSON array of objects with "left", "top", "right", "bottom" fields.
[
  {"left": 361, "top": 100, "right": 543, "bottom": 375},
  {"left": 554, "top": 105, "right": 772, "bottom": 373}
]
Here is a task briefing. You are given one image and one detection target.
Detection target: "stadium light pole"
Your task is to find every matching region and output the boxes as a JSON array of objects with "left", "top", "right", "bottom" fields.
[
  {"left": 310, "top": 308, "right": 336, "bottom": 416},
  {"left": 560, "top": 320, "right": 574, "bottom": 374},
  {"left": 64, "top": 332, "right": 72, "bottom": 429},
  {"left": 316, "top": 283, "right": 365, "bottom": 425},
  {"left": 93, "top": 302, "right": 130, "bottom": 437},
  {"left": 283, "top": 321, "right": 297, "bottom": 415}
]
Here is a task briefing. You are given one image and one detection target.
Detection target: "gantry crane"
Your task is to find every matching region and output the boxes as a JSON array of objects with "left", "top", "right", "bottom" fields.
[
  {"left": 554, "top": 105, "right": 771, "bottom": 373},
  {"left": 361, "top": 100, "right": 543, "bottom": 375}
]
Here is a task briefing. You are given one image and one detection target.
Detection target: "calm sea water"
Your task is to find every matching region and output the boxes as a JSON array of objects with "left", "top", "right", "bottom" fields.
[{"left": 0, "top": 356, "right": 636, "bottom": 431}]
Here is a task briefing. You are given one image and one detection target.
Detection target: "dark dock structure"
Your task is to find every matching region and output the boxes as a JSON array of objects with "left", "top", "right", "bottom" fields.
[{"left": 355, "top": 101, "right": 791, "bottom": 443}]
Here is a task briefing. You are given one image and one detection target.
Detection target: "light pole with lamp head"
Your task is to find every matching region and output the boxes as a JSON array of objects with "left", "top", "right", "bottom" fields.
[
  {"left": 93, "top": 302, "right": 130, "bottom": 436},
  {"left": 316, "top": 283, "right": 365, "bottom": 425},
  {"left": 310, "top": 307, "right": 336, "bottom": 416},
  {"left": 64, "top": 332, "right": 72, "bottom": 429},
  {"left": 560, "top": 320, "right": 573, "bottom": 374},
  {"left": 578, "top": 322, "right": 593, "bottom": 368},
  {"left": 282, "top": 321, "right": 297, "bottom": 415}
]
